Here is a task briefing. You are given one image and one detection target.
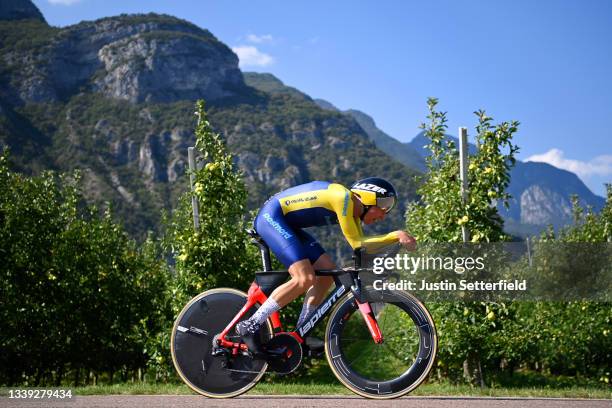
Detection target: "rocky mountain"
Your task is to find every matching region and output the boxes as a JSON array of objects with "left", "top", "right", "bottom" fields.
[
  {"left": 0, "top": 0, "right": 45, "bottom": 23},
  {"left": 408, "top": 132, "right": 606, "bottom": 236},
  {"left": 241, "top": 73, "right": 607, "bottom": 238},
  {"left": 502, "top": 161, "right": 605, "bottom": 234},
  {"left": 313, "top": 98, "right": 426, "bottom": 171},
  {"left": 0, "top": 14, "right": 244, "bottom": 106},
  {"left": 243, "top": 73, "right": 310, "bottom": 101},
  {"left": 0, "top": 3, "right": 419, "bottom": 248},
  {"left": 237, "top": 83, "right": 426, "bottom": 172}
]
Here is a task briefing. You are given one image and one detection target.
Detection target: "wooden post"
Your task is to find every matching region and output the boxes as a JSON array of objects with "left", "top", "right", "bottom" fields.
[
  {"left": 188, "top": 146, "right": 200, "bottom": 231},
  {"left": 459, "top": 127, "right": 470, "bottom": 242}
]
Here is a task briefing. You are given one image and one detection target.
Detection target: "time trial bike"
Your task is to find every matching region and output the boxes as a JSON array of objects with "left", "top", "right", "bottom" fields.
[{"left": 171, "top": 229, "right": 437, "bottom": 399}]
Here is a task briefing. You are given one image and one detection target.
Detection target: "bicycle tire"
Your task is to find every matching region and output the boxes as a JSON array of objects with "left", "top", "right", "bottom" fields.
[
  {"left": 325, "top": 289, "right": 437, "bottom": 399},
  {"left": 171, "top": 288, "right": 273, "bottom": 398}
]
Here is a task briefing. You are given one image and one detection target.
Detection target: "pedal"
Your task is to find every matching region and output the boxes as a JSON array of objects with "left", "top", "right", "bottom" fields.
[
  {"left": 303, "top": 336, "right": 325, "bottom": 359},
  {"left": 264, "top": 333, "right": 303, "bottom": 375},
  {"left": 306, "top": 348, "right": 325, "bottom": 359},
  {"left": 304, "top": 336, "right": 324, "bottom": 350}
]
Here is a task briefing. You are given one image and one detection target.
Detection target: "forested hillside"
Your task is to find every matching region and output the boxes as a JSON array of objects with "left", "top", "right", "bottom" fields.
[{"left": 0, "top": 9, "right": 418, "bottom": 243}]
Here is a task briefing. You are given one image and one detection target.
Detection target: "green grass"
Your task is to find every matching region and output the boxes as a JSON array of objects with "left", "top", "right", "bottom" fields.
[{"left": 5, "top": 381, "right": 606, "bottom": 399}]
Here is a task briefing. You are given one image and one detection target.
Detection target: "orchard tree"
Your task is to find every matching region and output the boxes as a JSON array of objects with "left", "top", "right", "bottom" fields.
[
  {"left": 153, "top": 101, "right": 263, "bottom": 378},
  {"left": 407, "top": 97, "right": 519, "bottom": 243},
  {"left": 165, "top": 100, "right": 260, "bottom": 306},
  {"left": 520, "top": 187, "right": 612, "bottom": 384},
  {"left": 406, "top": 98, "right": 520, "bottom": 385},
  {"left": 0, "top": 151, "right": 170, "bottom": 386}
]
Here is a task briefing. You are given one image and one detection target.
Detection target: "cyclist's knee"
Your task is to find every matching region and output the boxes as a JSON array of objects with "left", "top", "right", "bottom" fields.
[
  {"left": 289, "top": 260, "right": 315, "bottom": 291},
  {"left": 313, "top": 253, "right": 336, "bottom": 270},
  {"left": 290, "top": 271, "right": 314, "bottom": 291},
  {"left": 297, "top": 273, "right": 315, "bottom": 290}
]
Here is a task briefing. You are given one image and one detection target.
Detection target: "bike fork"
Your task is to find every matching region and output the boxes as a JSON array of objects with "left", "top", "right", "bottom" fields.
[{"left": 355, "top": 299, "right": 384, "bottom": 344}]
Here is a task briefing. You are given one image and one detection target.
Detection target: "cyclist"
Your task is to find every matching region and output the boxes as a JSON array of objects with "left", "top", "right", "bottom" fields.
[{"left": 236, "top": 177, "right": 417, "bottom": 351}]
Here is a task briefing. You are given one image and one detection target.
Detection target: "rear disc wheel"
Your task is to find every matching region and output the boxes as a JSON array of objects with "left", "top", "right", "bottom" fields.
[{"left": 171, "top": 288, "right": 272, "bottom": 398}]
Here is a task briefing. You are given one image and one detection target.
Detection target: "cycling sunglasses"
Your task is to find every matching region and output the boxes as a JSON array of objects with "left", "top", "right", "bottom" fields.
[{"left": 376, "top": 196, "right": 396, "bottom": 213}]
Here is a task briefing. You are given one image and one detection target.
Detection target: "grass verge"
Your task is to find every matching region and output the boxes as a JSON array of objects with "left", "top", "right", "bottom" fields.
[{"left": 7, "top": 381, "right": 606, "bottom": 399}]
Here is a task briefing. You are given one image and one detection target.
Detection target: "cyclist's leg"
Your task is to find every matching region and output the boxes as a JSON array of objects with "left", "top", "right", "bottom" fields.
[
  {"left": 270, "top": 259, "right": 316, "bottom": 307},
  {"left": 296, "top": 254, "right": 335, "bottom": 326},
  {"left": 238, "top": 205, "right": 317, "bottom": 339},
  {"left": 306, "top": 253, "right": 336, "bottom": 305},
  {"left": 236, "top": 259, "right": 315, "bottom": 344},
  {"left": 290, "top": 230, "right": 334, "bottom": 325},
  {"left": 298, "top": 253, "right": 336, "bottom": 352}
]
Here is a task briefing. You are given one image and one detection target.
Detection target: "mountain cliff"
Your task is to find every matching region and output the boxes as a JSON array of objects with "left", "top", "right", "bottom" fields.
[
  {"left": 408, "top": 132, "right": 605, "bottom": 235},
  {"left": 0, "top": 0, "right": 45, "bottom": 23},
  {"left": 0, "top": 5, "right": 418, "bottom": 244},
  {"left": 313, "top": 98, "right": 426, "bottom": 171},
  {"left": 0, "top": 14, "right": 244, "bottom": 106},
  {"left": 502, "top": 161, "right": 605, "bottom": 231}
]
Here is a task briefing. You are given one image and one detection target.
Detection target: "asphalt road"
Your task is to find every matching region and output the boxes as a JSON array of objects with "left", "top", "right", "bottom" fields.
[{"left": 1, "top": 395, "right": 611, "bottom": 408}]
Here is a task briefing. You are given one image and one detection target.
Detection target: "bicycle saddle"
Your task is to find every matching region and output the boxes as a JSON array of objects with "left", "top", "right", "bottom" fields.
[{"left": 246, "top": 228, "right": 269, "bottom": 247}]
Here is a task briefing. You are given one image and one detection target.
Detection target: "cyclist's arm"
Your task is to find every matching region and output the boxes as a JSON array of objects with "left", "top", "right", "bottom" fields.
[{"left": 329, "top": 185, "right": 399, "bottom": 251}]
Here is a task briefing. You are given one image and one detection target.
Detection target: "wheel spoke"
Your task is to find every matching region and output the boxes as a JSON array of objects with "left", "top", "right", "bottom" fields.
[
  {"left": 381, "top": 342, "right": 412, "bottom": 365},
  {"left": 380, "top": 303, "right": 389, "bottom": 333},
  {"left": 346, "top": 348, "right": 372, "bottom": 367}
]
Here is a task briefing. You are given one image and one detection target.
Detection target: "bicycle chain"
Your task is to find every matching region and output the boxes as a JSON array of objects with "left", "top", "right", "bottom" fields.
[{"left": 226, "top": 367, "right": 292, "bottom": 375}]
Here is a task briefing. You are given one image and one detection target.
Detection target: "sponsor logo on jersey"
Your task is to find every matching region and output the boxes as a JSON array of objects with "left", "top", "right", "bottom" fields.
[
  {"left": 298, "top": 285, "right": 346, "bottom": 337},
  {"left": 263, "top": 213, "right": 293, "bottom": 239},
  {"left": 284, "top": 195, "right": 317, "bottom": 206},
  {"left": 352, "top": 183, "right": 387, "bottom": 195}
]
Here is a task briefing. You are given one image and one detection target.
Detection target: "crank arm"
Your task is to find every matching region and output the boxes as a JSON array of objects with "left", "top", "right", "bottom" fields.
[{"left": 263, "top": 346, "right": 288, "bottom": 357}]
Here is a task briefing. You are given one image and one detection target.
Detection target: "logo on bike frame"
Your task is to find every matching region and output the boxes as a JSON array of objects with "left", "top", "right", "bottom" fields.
[{"left": 298, "top": 285, "right": 346, "bottom": 337}]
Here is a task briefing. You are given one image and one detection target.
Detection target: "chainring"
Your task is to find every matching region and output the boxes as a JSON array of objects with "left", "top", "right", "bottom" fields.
[{"left": 263, "top": 333, "right": 303, "bottom": 375}]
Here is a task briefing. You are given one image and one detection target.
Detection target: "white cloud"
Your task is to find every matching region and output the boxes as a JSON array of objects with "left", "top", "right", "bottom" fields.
[
  {"left": 48, "top": 0, "right": 82, "bottom": 5},
  {"left": 525, "top": 148, "right": 612, "bottom": 180},
  {"left": 246, "top": 34, "right": 274, "bottom": 44},
  {"left": 232, "top": 46, "right": 274, "bottom": 68}
]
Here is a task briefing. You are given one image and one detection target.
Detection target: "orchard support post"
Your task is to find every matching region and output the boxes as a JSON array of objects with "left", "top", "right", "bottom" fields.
[
  {"left": 188, "top": 146, "right": 200, "bottom": 231},
  {"left": 459, "top": 127, "right": 470, "bottom": 242}
]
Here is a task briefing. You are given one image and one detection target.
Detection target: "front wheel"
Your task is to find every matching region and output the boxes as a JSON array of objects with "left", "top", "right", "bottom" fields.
[{"left": 325, "top": 289, "right": 437, "bottom": 399}]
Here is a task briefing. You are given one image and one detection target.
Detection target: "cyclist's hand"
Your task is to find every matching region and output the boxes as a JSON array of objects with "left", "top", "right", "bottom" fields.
[{"left": 397, "top": 231, "right": 417, "bottom": 251}]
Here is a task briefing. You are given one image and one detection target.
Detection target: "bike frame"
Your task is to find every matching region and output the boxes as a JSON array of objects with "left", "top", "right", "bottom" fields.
[
  {"left": 217, "top": 270, "right": 383, "bottom": 351},
  {"left": 216, "top": 232, "right": 383, "bottom": 352}
]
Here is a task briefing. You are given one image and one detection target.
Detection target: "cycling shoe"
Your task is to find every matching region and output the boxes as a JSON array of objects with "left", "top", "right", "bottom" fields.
[
  {"left": 235, "top": 321, "right": 262, "bottom": 354},
  {"left": 305, "top": 336, "right": 324, "bottom": 351},
  {"left": 304, "top": 336, "right": 325, "bottom": 358}
]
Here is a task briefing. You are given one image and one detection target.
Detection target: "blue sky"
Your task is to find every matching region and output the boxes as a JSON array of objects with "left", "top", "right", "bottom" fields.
[{"left": 33, "top": 0, "right": 612, "bottom": 196}]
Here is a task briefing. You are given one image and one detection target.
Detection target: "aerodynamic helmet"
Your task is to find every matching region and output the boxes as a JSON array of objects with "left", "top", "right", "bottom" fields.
[{"left": 350, "top": 177, "right": 397, "bottom": 213}]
